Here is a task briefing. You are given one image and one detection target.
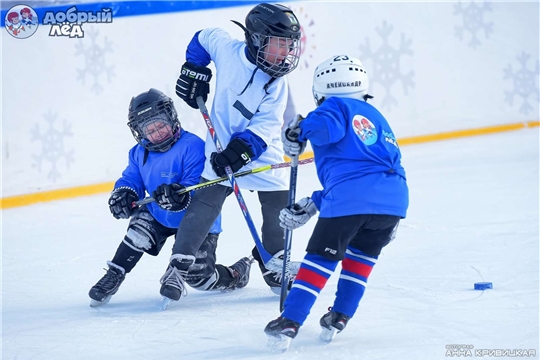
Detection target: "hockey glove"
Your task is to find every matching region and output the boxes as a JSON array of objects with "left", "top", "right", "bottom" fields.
[
  {"left": 152, "top": 183, "right": 191, "bottom": 212},
  {"left": 109, "top": 187, "right": 139, "bottom": 219},
  {"left": 176, "top": 61, "right": 212, "bottom": 109},
  {"left": 282, "top": 114, "right": 307, "bottom": 157},
  {"left": 210, "top": 138, "right": 254, "bottom": 177},
  {"left": 279, "top": 197, "right": 318, "bottom": 230}
]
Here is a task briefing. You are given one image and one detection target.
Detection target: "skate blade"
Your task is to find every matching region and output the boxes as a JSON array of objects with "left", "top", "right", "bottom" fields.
[
  {"left": 160, "top": 296, "right": 172, "bottom": 311},
  {"left": 266, "top": 334, "right": 291, "bottom": 353},
  {"left": 270, "top": 286, "right": 281, "bottom": 296},
  {"left": 319, "top": 326, "right": 339, "bottom": 343},
  {"left": 89, "top": 295, "right": 111, "bottom": 307}
]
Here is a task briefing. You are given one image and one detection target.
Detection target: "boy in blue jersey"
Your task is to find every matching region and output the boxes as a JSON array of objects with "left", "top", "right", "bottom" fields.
[
  {"left": 88, "top": 88, "right": 252, "bottom": 307},
  {"left": 264, "top": 55, "right": 409, "bottom": 348},
  {"left": 156, "top": 3, "right": 302, "bottom": 299}
]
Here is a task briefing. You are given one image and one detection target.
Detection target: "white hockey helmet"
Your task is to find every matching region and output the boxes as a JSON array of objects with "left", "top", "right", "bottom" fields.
[{"left": 312, "top": 55, "right": 370, "bottom": 106}]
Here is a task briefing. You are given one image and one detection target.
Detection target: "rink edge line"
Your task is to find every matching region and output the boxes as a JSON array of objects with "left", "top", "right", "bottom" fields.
[{"left": 2, "top": 121, "right": 538, "bottom": 210}]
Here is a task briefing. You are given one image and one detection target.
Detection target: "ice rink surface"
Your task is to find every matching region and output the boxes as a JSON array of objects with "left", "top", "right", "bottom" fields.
[{"left": 2, "top": 129, "right": 539, "bottom": 359}]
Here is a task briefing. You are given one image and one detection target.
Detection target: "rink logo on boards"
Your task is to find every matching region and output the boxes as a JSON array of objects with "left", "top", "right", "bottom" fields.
[
  {"left": 4, "top": 5, "right": 39, "bottom": 39},
  {"left": 43, "top": 6, "right": 112, "bottom": 38},
  {"left": 352, "top": 115, "right": 377, "bottom": 146}
]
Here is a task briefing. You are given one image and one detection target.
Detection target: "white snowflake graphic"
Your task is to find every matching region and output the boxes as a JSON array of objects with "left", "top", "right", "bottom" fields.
[
  {"left": 359, "top": 21, "right": 414, "bottom": 111},
  {"left": 30, "top": 111, "right": 75, "bottom": 181},
  {"left": 454, "top": 1, "right": 494, "bottom": 49},
  {"left": 75, "top": 27, "right": 115, "bottom": 94},
  {"left": 504, "top": 52, "right": 540, "bottom": 115}
]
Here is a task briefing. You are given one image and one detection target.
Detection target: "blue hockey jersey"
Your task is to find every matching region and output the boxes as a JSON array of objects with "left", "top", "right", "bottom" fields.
[
  {"left": 114, "top": 130, "right": 222, "bottom": 232},
  {"left": 298, "top": 97, "right": 409, "bottom": 218}
]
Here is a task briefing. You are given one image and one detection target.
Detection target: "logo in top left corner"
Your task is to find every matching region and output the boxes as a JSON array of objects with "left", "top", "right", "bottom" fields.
[{"left": 5, "top": 4, "right": 39, "bottom": 39}]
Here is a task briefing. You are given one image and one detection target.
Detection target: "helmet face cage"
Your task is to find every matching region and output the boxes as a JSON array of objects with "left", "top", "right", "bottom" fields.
[
  {"left": 244, "top": 3, "right": 302, "bottom": 78},
  {"left": 128, "top": 97, "right": 180, "bottom": 152},
  {"left": 254, "top": 34, "right": 301, "bottom": 77},
  {"left": 312, "top": 55, "right": 370, "bottom": 106}
]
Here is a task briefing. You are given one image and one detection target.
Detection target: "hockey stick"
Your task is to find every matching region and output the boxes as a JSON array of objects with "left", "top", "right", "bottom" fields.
[
  {"left": 134, "top": 157, "right": 314, "bottom": 207},
  {"left": 195, "top": 96, "right": 291, "bottom": 274},
  {"left": 280, "top": 155, "right": 299, "bottom": 312}
]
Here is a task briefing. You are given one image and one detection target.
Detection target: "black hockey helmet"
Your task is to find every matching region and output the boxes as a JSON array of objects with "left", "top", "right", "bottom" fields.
[
  {"left": 127, "top": 88, "right": 181, "bottom": 152},
  {"left": 233, "top": 3, "right": 301, "bottom": 78}
]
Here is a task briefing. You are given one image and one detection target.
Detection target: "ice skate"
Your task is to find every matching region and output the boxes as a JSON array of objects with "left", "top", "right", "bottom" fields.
[
  {"left": 89, "top": 261, "right": 126, "bottom": 307},
  {"left": 227, "top": 255, "right": 254, "bottom": 290},
  {"left": 264, "top": 316, "right": 300, "bottom": 353},
  {"left": 319, "top": 308, "right": 351, "bottom": 343},
  {"left": 160, "top": 263, "right": 188, "bottom": 301},
  {"left": 159, "top": 256, "right": 193, "bottom": 309}
]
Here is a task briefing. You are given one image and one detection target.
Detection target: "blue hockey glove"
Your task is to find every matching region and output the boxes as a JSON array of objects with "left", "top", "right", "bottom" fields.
[
  {"left": 176, "top": 61, "right": 212, "bottom": 109},
  {"left": 210, "top": 138, "right": 254, "bottom": 177},
  {"left": 108, "top": 187, "right": 138, "bottom": 219},
  {"left": 152, "top": 183, "right": 191, "bottom": 212},
  {"left": 282, "top": 114, "right": 307, "bottom": 157},
  {"left": 279, "top": 197, "right": 318, "bottom": 230}
]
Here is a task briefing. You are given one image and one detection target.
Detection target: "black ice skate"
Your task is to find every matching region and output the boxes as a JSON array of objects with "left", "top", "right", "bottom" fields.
[
  {"left": 89, "top": 261, "right": 126, "bottom": 307},
  {"left": 159, "top": 255, "right": 193, "bottom": 310},
  {"left": 252, "top": 249, "right": 299, "bottom": 294},
  {"left": 160, "top": 263, "right": 188, "bottom": 300},
  {"left": 228, "top": 256, "right": 254, "bottom": 290},
  {"left": 319, "top": 307, "right": 351, "bottom": 343},
  {"left": 264, "top": 316, "right": 300, "bottom": 352},
  {"left": 261, "top": 266, "right": 294, "bottom": 295}
]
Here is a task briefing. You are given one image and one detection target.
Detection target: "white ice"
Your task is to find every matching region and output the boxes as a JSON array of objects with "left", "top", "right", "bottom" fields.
[{"left": 2, "top": 129, "right": 539, "bottom": 360}]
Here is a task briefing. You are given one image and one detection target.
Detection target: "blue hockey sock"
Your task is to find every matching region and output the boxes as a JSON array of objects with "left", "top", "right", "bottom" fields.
[
  {"left": 332, "top": 247, "right": 377, "bottom": 317},
  {"left": 282, "top": 253, "right": 338, "bottom": 325}
]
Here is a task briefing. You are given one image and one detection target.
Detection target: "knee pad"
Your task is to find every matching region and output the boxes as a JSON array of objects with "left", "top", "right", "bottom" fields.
[{"left": 125, "top": 220, "right": 157, "bottom": 252}]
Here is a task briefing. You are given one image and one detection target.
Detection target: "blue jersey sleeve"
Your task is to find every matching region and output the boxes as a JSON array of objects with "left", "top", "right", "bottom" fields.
[
  {"left": 230, "top": 130, "right": 268, "bottom": 160},
  {"left": 298, "top": 98, "right": 347, "bottom": 146},
  {"left": 310, "top": 190, "right": 323, "bottom": 210},
  {"left": 186, "top": 30, "right": 212, "bottom": 66},
  {"left": 114, "top": 146, "right": 146, "bottom": 199}
]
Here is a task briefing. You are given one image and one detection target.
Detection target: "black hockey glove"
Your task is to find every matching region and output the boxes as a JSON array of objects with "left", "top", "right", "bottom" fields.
[
  {"left": 152, "top": 183, "right": 191, "bottom": 212},
  {"left": 210, "top": 138, "right": 254, "bottom": 177},
  {"left": 108, "top": 187, "right": 139, "bottom": 220},
  {"left": 176, "top": 61, "right": 212, "bottom": 109},
  {"left": 282, "top": 114, "right": 307, "bottom": 157}
]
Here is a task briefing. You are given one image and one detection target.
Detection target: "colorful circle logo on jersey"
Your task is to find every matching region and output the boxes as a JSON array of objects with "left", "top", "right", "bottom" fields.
[
  {"left": 5, "top": 4, "right": 39, "bottom": 39},
  {"left": 352, "top": 115, "right": 377, "bottom": 145}
]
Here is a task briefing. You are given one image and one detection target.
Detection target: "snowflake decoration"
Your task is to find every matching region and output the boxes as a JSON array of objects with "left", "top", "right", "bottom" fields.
[
  {"left": 454, "top": 1, "right": 493, "bottom": 49},
  {"left": 30, "top": 111, "right": 75, "bottom": 182},
  {"left": 75, "top": 27, "right": 115, "bottom": 94},
  {"left": 359, "top": 21, "right": 414, "bottom": 111},
  {"left": 504, "top": 52, "right": 540, "bottom": 115},
  {"left": 291, "top": 6, "right": 316, "bottom": 70}
]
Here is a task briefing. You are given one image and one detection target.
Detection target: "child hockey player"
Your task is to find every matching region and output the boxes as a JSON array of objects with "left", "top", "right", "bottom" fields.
[
  {"left": 89, "top": 88, "right": 252, "bottom": 307},
  {"left": 264, "top": 55, "right": 409, "bottom": 350}
]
